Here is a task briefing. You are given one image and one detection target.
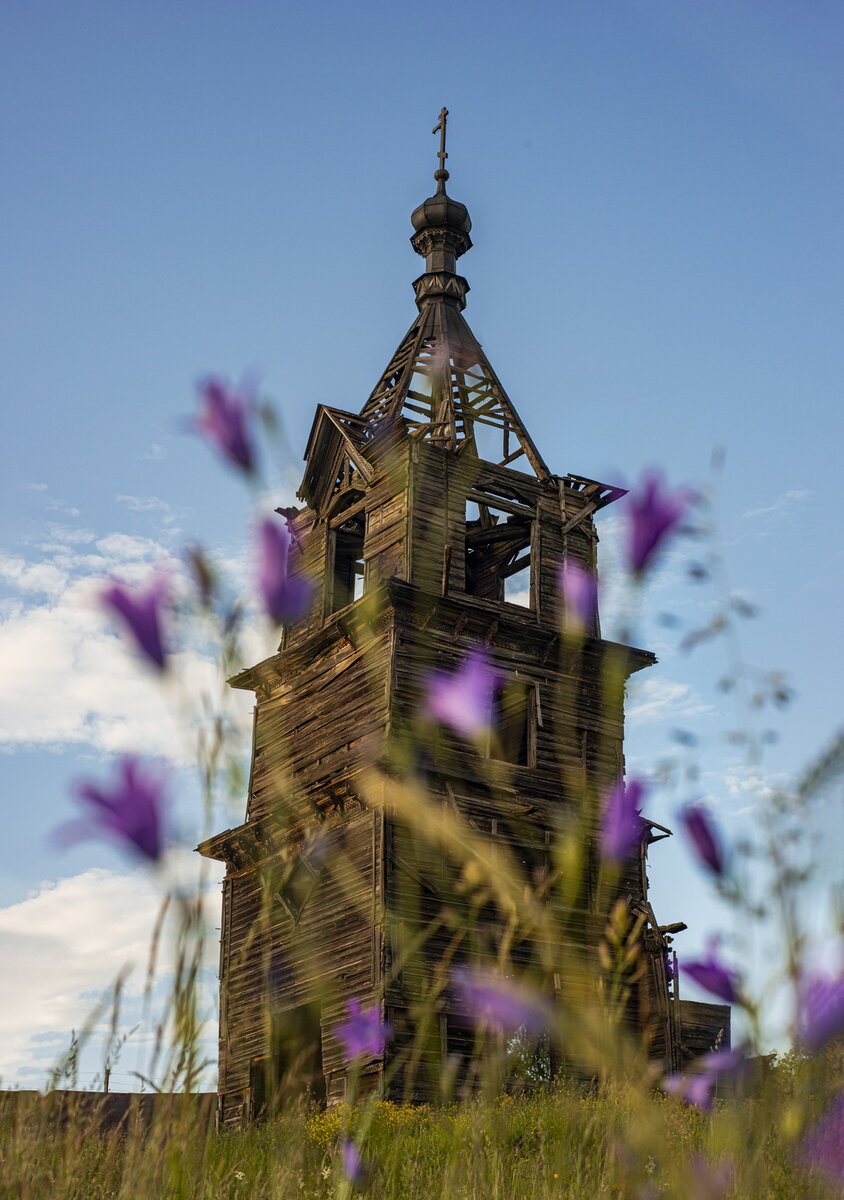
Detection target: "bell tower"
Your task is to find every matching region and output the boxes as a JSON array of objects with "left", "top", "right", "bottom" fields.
[{"left": 199, "top": 117, "right": 714, "bottom": 1125}]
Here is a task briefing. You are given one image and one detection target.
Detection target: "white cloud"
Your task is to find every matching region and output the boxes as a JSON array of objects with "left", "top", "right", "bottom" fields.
[
  {"left": 115, "top": 495, "right": 181, "bottom": 537},
  {"left": 95, "top": 532, "right": 172, "bottom": 562},
  {"left": 0, "top": 858, "right": 224, "bottom": 1088},
  {"left": 116, "top": 494, "right": 174, "bottom": 516},
  {"left": 0, "top": 526, "right": 258, "bottom": 763},
  {"left": 40, "top": 525, "right": 97, "bottom": 546},
  {"left": 719, "top": 763, "right": 790, "bottom": 813},
  {"left": 0, "top": 579, "right": 204, "bottom": 762},
  {"left": 139, "top": 441, "right": 168, "bottom": 462},
  {"left": 0, "top": 552, "right": 68, "bottom": 597},
  {"left": 0, "top": 509, "right": 282, "bottom": 1089},
  {"left": 45, "top": 498, "right": 82, "bottom": 518},
  {"left": 742, "top": 489, "right": 812, "bottom": 521},
  {"left": 626, "top": 676, "right": 713, "bottom": 726}
]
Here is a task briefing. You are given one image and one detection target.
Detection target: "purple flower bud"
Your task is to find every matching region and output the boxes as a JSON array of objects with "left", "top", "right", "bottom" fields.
[
  {"left": 679, "top": 804, "right": 725, "bottom": 877},
  {"left": 424, "top": 648, "right": 499, "bottom": 739},
  {"left": 600, "top": 778, "right": 648, "bottom": 862},
  {"left": 340, "top": 1139, "right": 369, "bottom": 1185},
  {"left": 452, "top": 966, "right": 553, "bottom": 1036},
  {"left": 664, "top": 1048, "right": 743, "bottom": 1111},
  {"left": 58, "top": 756, "right": 168, "bottom": 863},
  {"left": 800, "top": 1093, "right": 844, "bottom": 1186},
  {"left": 798, "top": 972, "right": 844, "bottom": 1053},
  {"left": 101, "top": 575, "right": 169, "bottom": 670},
  {"left": 682, "top": 941, "right": 741, "bottom": 1005},
  {"left": 626, "top": 471, "right": 691, "bottom": 577},
  {"left": 558, "top": 559, "right": 598, "bottom": 633},
  {"left": 335, "top": 999, "right": 390, "bottom": 1060},
  {"left": 196, "top": 376, "right": 256, "bottom": 473},
  {"left": 258, "top": 518, "right": 313, "bottom": 624}
]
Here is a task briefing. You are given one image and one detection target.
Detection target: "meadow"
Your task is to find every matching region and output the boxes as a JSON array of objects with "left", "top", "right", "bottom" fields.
[{"left": 3, "top": 1069, "right": 838, "bottom": 1200}]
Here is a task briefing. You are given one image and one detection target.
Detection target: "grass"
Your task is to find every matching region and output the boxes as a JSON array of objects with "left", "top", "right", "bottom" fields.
[{"left": 1, "top": 1072, "right": 838, "bottom": 1200}]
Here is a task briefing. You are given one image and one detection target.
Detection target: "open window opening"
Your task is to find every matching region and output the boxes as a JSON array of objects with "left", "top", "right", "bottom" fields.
[
  {"left": 465, "top": 498, "right": 533, "bottom": 608},
  {"left": 331, "top": 511, "right": 365, "bottom": 611},
  {"left": 443, "top": 1004, "right": 553, "bottom": 1094},
  {"left": 465, "top": 408, "right": 510, "bottom": 464},
  {"left": 507, "top": 1028, "right": 553, "bottom": 1089},
  {"left": 504, "top": 560, "right": 531, "bottom": 607}
]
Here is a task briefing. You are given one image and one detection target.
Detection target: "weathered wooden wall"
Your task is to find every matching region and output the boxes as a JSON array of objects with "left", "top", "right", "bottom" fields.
[
  {"left": 206, "top": 598, "right": 393, "bottom": 1124},
  {"left": 677, "top": 999, "right": 731, "bottom": 1062},
  {"left": 200, "top": 428, "right": 695, "bottom": 1120}
]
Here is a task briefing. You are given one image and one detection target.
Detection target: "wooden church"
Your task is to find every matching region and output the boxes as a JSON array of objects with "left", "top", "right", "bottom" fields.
[{"left": 199, "top": 114, "right": 729, "bottom": 1125}]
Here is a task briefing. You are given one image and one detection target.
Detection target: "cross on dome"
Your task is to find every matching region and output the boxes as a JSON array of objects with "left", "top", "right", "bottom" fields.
[{"left": 433, "top": 106, "right": 449, "bottom": 189}]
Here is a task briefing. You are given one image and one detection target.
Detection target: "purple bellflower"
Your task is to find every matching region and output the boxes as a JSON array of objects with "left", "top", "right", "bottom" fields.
[
  {"left": 258, "top": 518, "right": 313, "bottom": 624},
  {"left": 340, "top": 1139, "right": 369, "bottom": 1185},
  {"left": 798, "top": 971, "right": 844, "bottom": 1053},
  {"left": 800, "top": 1093, "right": 844, "bottom": 1186},
  {"left": 626, "top": 471, "right": 691, "bottom": 577},
  {"left": 335, "top": 998, "right": 390, "bottom": 1060},
  {"left": 59, "top": 756, "right": 168, "bottom": 864},
  {"left": 424, "top": 648, "right": 499, "bottom": 739},
  {"left": 688, "top": 1157, "right": 734, "bottom": 1200},
  {"left": 682, "top": 941, "right": 741, "bottom": 1005},
  {"left": 600, "top": 778, "right": 648, "bottom": 863},
  {"left": 452, "top": 966, "right": 553, "bottom": 1037},
  {"left": 196, "top": 376, "right": 256, "bottom": 473},
  {"left": 558, "top": 559, "right": 598, "bottom": 634},
  {"left": 102, "top": 575, "right": 169, "bottom": 670},
  {"left": 680, "top": 803, "right": 725, "bottom": 877},
  {"left": 664, "top": 1048, "right": 743, "bottom": 1111}
]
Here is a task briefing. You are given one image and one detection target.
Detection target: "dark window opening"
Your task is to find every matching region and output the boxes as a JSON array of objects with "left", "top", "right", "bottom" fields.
[
  {"left": 331, "top": 512, "right": 365, "bottom": 611},
  {"left": 443, "top": 1011, "right": 475, "bottom": 1089},
  {"left": 516, "top": 831, "right": 551, "bottom": 889},
  {"left": 249, "top": 1001, "right": 325, "bottom": 1119},
  {"left": 273, "top": 848, "right": 322, "bottom": 924},
  {"left": 465, "top": 499, "right": 532, "bottom": 608},
  {"left": 491, "top": 680, "right": 535, "bottom": 766}
]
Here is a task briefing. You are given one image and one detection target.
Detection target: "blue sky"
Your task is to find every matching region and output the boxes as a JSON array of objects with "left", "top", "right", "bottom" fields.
[{"left": 2, "top": 0, "right": 843, "bottom": 1088}]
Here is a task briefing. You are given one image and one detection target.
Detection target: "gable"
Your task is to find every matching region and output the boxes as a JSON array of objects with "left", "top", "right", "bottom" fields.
[{"left": 299, "top": 406, "right": 377, "bottom": 513}]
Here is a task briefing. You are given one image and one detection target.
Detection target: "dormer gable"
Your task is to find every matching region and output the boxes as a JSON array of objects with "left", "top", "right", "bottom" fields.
[{"left": 299, "top": 406, "right": 378, "bottom": 516}]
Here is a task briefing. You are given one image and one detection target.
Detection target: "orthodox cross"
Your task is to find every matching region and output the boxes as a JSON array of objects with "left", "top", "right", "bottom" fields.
[{"left": 433, "top": 107, "right": 448, "bottom": 174}]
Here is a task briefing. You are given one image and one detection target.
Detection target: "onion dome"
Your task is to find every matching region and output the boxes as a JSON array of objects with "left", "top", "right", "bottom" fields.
[
  {"left": 410, "top": 113, "right": 473, "bottom": 309},
  {"left": 410, "top": 170, "right": 472, "bottom": 239}
]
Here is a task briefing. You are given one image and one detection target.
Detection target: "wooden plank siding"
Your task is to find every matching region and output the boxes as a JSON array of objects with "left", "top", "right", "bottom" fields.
[
  {"left": 199, "top": 427, "right": 713, "bottom": 1120},
  {"left": 677, "top": 1000, "right": 732, "bottom": 1062}
]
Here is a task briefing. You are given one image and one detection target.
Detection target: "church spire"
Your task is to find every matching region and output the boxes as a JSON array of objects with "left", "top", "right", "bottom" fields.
[
  {"left": 352, "top": 112, "right": 551, "bottom": 480},
  {"left": 410, "top": 107, "right": 473, "bottom": 310}
]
